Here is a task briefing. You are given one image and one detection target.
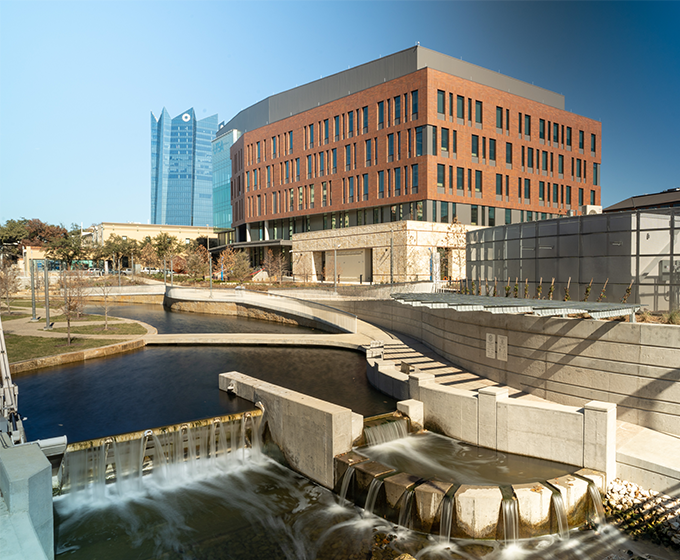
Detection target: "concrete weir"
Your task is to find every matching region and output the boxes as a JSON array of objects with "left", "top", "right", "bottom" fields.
[{"left": 220, "top": 370, "right": 606, "bottom": 541}]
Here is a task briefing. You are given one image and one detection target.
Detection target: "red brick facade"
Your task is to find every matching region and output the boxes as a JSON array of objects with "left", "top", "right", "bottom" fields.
[{"left": 230, "top": 66, "right": 601, "bottom": 235}]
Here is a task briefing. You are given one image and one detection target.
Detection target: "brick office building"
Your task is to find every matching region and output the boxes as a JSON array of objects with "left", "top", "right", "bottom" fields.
[{"left": 216, "top": 46, "right": 601, "bottom": 281}]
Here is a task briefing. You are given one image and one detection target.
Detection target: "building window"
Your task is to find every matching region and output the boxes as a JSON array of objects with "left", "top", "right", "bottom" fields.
[
  {"left": 553, "top": 122, "right": 559, "bottom": 143},
  {"left": 524, "top": 114, "right": 531, "bottom": 137},
  {"left": 365, "top": 139, "right": 372, "bottom": 166},
  {"left": 576, "top": 158, "right": 582, "bottom": 179},
  {"left": 345, "top": 145, "right": 351, "bottom": 171},
  {"left": 334, "top": 116, "right": 340, "bottom": 141},
  {"left": 332, "top": 149, "right": 337, "bottom": 173},
  {"left": 579, "top": 130, "right": 584, "bottom": 150},
  {"left": 441, "top": 128, "right": 449, "bottom": 154},
  {"left": 475, "top": 170, "right": 482, "bottom": 193},
  {"left": 394, "top": 96, "right": 401, "bottom": 124},
  {"left": 451, "top": 129, "right": 457, "bottom": 154},
  {"left": 558, "top": 154, "right": 564, "bottom": 175},
  {"left": 566, "top": 185, "right": 572, "bottom": 205},
  {"left": 566, "top": 127, "right": 572, "bottom": 147},
  {"left": 309, "top": 124, "right": 314, "bottom": 148},
  {"left": 591, "top": 133, "right": 596, "bottom": 153},
  {"left": 298, "top": 186, "right": 303, "bottom": 210},
  {"left": 457, "top": 95, "right": 464, "bottom": 119},
  {"left": 322, "top": 182, "right": 328, "bottom": 206},
  {"left": 539, "top": 119, "right": 545, "bottom": 140},
  {"left": 412, "top": 164, "right": 419, "bottom": 194},
  {"left": 378, "top": 101, "right": 384, "bottom": 129},
  {"left": 362, "top": 106, "right": 369, "bottom": 133},
  {"left": 496, "top": 106, "right": 503, "bottom": 129},
  {"left": 388, "top": 133, "right": 394, "bottom": 162},
  {"left": 475, "top": 101, "right": 483, "bottom": 124},
  {"left": 415, "top": 127, "right": 423, "bottom": 156},
  {"left": 505, "top": 208, "right": 512, "bottom": 224},
  {"left": 542, "top": 150, "right": 548, "bottom": 171},
  {"left": 348, "top": 177, "right": 354, "bottom": 203},
  {"left": 488, "top": 207, "right": 495, "bottom": 227},
  {"left": 495, "top": 174, "right": 502, "bottom": 196},
  {"left": 489, "top": 138, "right": 496, "bottom": 161},
  {"left": 431, "top": 126, "right": 437, "bottom": 156},
  {"left": 272, "top": 136, "right": 277, "bottom": 158},
  {"left": 590, "top": 190, "right": 596, "bottom": 205},
  {"left": 457, "top": 167, "right": 464, "bottom": 192},
  {"left": 593, "top": 162, "right": 599, "bottom": 186},
  {"left": 296, "top": 158, "right": 300, "bottom": 181},
  {"left": 395, "top": 167, "right": 401, "bottom": 196},
  {"left": 363, "top": 173, "right": 369, "bottom": 200},
  {"left": 506, "top": 142, "right": 512, "bottom": 164},
  {"left": 527, "top": 147, "right": 534, "bottom": 169},
  {"left": 539, "top": 181, "right": 545, "bottom": 201},
  {"left": 348, "top": 111, "right": 354, "bottom": 137},
  {"left": 289, "top": 131, "right": 294, "bottom": 152},
  {"left": 471, "top": 205, "right": 478, "bottom": 225},
  {"left": 319, "top": 153, "right": 325, "bottom": 176},
  {"left": 553, "top": 183, "right": 559, "bottom": 204},
  {"left": 524, "top": 178, "right": 531, "bottom": 200},
  {"left": 579, "top": 187, "right": 584, "bottom": 206},
  {"left": 437, "top": 90, "right": 445, "bottom": 114},
  {"left": 437, "top": 164, "right": 445, "bottom": 192},
  {"left": 411, "top": 90, "right": 419, "bottom": 118},
  {"left": 471, "top": 135, "right": 479, "bottom": 158},
  {"left": 307, "top": 155, "right": 312, "bottom": 179}
]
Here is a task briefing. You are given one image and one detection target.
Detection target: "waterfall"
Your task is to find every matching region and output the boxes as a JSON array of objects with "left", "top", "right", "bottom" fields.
[
  {"left": 398, "top": 489, "right": 414, "bottom": 529},
  {"left": 551, "top": 490, "right": 570, "bottom": 540},
  {"left": 338, "top": 466, "right": 355, "bottom": 503},
  {"left": 364, "top": 419, "right": 408, "bottom": 446},
  {"left": 439, "top": 494, "right": 454, "bottom": 542},
  {"left": 364, "top": 478, "right": 383, "bottom": 515},
  {"left": 501, "top": 496, "right": 519, "bottom": 545},
  {"left": 60, "top": 413, "right": 262, "bottom": 498},
  {"left": 587, "top": 482, "right": 606, "bottom": 526}
]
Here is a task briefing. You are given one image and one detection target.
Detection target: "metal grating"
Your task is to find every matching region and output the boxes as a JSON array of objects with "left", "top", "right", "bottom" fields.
[{"left": 392, "top": 293, "right": 641, "bottom": 320}]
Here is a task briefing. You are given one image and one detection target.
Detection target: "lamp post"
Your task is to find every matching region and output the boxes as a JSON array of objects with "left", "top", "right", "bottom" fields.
[{"left": 207, "top": 224, "right": 213, "bottom": 297}]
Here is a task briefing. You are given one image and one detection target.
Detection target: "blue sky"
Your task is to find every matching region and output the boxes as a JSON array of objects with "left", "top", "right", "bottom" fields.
[{"left": 1, "top": 1, "right": 678, "bottom": 227}]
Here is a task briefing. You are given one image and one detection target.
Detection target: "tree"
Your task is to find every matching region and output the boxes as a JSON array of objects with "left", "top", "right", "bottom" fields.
[
  {"left": 0, "top": 262, "right": 21, "bottom": 314},
  {"left": 217, "top": 246, "right": 237, "bottom": 281},
  {"left": 263, "top": 248, "right": 286, "bottom": 284},
  {"left": 46, "top": 224, "right": 90, "bottom": 270},
  {"left": 152, "top": 233, "right": 182, "bottom": 279},
  {"left": 60, "top": 269, "right": 86, "bottom": 345},
  {"left": 231, "top": 251, "right": 253, "bottom": 285},
  {"left": 96, "top": 275, "right": 115, "bottom": 330},
  {"left": 184, "top": 241, "right": 210, "bottom": 279},
  {"left": 0, "top": 219, "right": 29, "bottom": 261},
  {"left": 139, "top": 237, "right": 160, "bottom": 270},
  {"left": 24, "top": 219, "right": 67, "bottom": 247}
]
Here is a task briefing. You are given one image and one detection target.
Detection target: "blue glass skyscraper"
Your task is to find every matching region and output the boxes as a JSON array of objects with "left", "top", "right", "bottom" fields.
[
  {"left": 212, "top": 127, "right": 241, "bottom": 230},
  {"left": 151, "top": 108, "right": 218, "bottom": 226}
]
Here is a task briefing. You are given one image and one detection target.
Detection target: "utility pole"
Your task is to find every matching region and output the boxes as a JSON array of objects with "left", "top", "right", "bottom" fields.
[
  {"left": 30, "top": 260, "right": 38, "bottom": 322},
  {"left": 43, "top": 261, "right": 51, "bottom": 330}
]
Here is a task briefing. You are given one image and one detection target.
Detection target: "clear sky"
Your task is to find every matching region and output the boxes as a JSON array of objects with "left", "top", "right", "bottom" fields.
[{"left": 1, "top": 1, "right": 678, "bottom": 227}]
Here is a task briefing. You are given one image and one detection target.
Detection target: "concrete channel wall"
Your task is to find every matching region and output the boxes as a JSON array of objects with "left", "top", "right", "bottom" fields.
[
  {"left": 218, "top": 371, "right": 363, "bottom": 489},
  {"left": 165, "top": 287, "right": 358, "bottom": 333},
  {"left": 368, "top": 360, "right": 617, "bottom": 482},
  {"left": 325, "top": 298, "right": 680, "bottom": 438}
]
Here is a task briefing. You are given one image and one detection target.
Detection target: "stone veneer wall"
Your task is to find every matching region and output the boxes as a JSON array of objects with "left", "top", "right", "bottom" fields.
[{"left": 319, "top": 298, "right": 680, "bottom": 437}]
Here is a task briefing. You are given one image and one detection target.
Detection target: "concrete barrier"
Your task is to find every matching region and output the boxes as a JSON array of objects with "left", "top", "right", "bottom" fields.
[
  {"left": 0, "top": 435, "right": 53, "bottom": 560},
  {"left": 218, "top": 371, "right": 362, "bottom": 489}
]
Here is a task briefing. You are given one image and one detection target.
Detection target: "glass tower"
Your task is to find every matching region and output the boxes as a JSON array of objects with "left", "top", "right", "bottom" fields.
[
  {"left": 151, "top": 108, "right": 218, "bottom": 226},
  {"left": 212, "top": 128, "right": 241, "bottom": 230}
]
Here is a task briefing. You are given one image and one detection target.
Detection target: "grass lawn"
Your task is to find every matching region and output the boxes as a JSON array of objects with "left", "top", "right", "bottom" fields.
[
  {"left": 7, "top": 299, "right": 62, "bottom": 309},
  {"left": 5, "top": 334, "right": 124, "bottom": 364},
  {"left": 51, "top": 322, "right": 147, "bottom": 335},
  {"left": 1, "top": 312, "right": 32, "bottom": 321},
  {"left": 58, "top": 313, "right": 120, "bottom": 323}
]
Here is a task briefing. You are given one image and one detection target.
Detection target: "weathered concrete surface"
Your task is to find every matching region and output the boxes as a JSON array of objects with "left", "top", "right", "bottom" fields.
[
  {"left": 0, "top": 437, "right": 53, "bottom": 560},
  {"left": 512, "top": 482, "right": 553, "bottom": 538},
  {"left": 219, "top": 371, "right": 358, "bottom": 489},
  {"left": 453, "top": 485, "right": 503, "bottom": 539},
  {"left": 413, "top": 478, "right": 453, "bottom": 534},
  {"left": 396, "top": 399, "right": 423, "bottom": 429},
  {"left": 547, "top": 474, "right": 590, "bottom": 528}
]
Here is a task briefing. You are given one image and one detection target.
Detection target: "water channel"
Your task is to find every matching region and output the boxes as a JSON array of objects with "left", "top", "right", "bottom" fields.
[{"left": 14, "top": 304, "right": 672, "bottom": 559}]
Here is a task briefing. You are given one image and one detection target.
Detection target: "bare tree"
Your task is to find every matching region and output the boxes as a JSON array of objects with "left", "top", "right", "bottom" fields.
[
  {"left": 263, "top": 248, "right": 286, "bottom": 284},
  {"left": 217, "top": 246, "right": 237, "bottom": 281},
  {"left": 95, "top": 275, "right": 115, "bottom": 330},
  {"left": 60, "top": 269, "right": 86, "bottom": 345},
  {"left": 184, "top": 241, "right": 210, "bottom": 279},
  {"left": 231, "top": 251, "right": 253, "bottom": 285},
  {"left": 0, "top": 262, "right": 21, "bottom": 314}
]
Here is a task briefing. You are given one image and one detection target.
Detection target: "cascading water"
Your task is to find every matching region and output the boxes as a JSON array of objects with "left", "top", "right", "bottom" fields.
[
  {"left": 364, "top": 478, "right": 383, "bottom": 515},
  {"left": 364, "top": 419, "right": 409, "bottom": 446},
  {"left": 398, "top": 488, "right": 415, "bottom": 529},
  {"left": 587, "top": 481, "right": 606, "bottom": 526},
  {"left": 339, "top": 466, "right": 355, "bottom": 503},
  {"left": 439, "top": 494, "right": 454, "bottom": 542},
  {"left": 551, "top": 489, "right": 570, "bottom": 540},
  {"left": 501, "top": 496, "right": 519, "bottom": 545}
]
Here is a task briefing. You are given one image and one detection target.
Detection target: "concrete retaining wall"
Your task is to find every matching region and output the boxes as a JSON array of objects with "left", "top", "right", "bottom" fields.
[
  {"left": 218, "top": 371, "right": 362, "bottom": 489},
  {"left": 322, "top": 298, "right": 680, "bottom": 438}
]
